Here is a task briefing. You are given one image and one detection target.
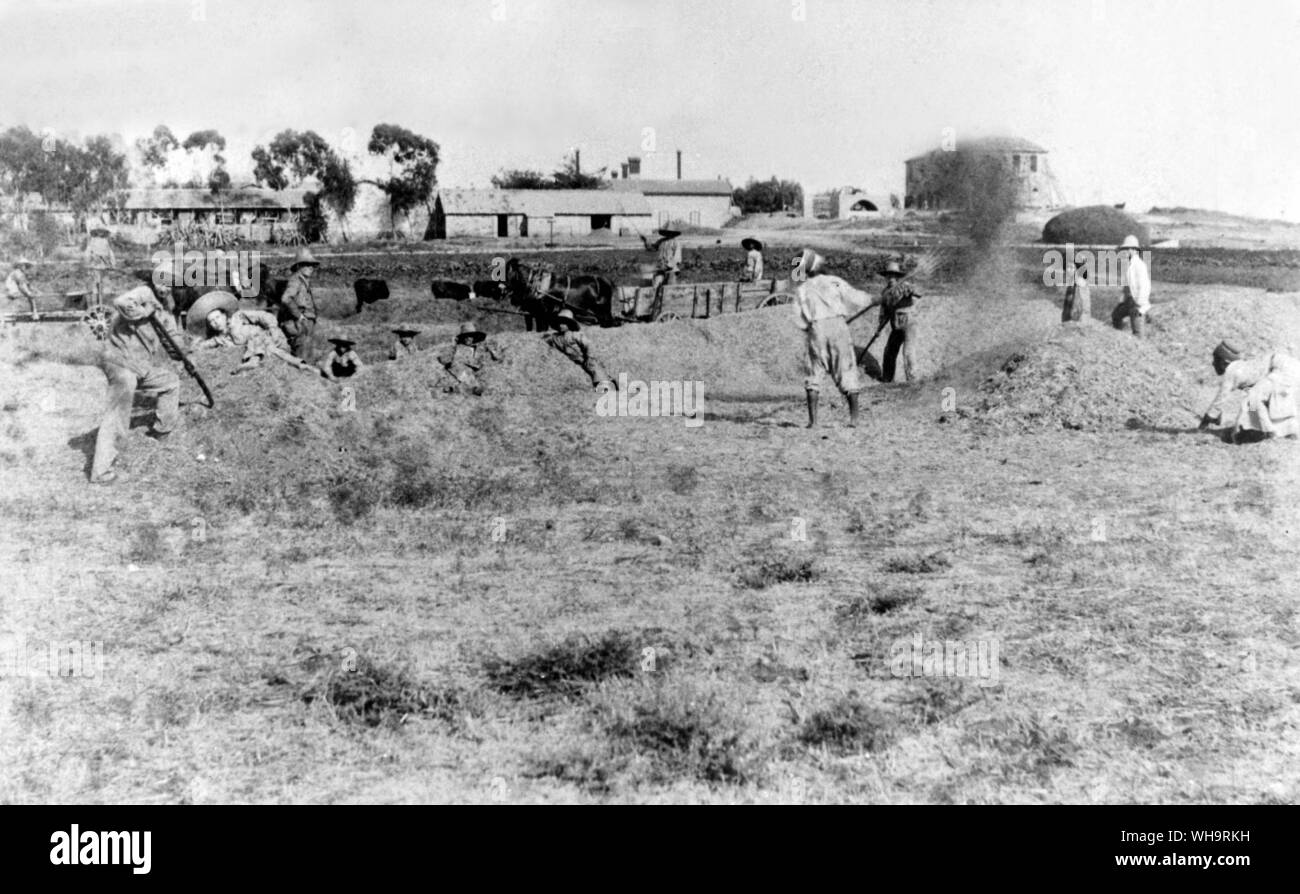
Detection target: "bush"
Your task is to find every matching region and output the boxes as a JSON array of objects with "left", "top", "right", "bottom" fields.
[{"left": 1042, "top": 206, "right": 1151, "bottom": 246}]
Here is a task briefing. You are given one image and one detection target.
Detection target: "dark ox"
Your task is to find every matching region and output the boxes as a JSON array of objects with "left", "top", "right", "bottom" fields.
[{"left": 353, "top": 278, "right": 390, "bottom": 314}]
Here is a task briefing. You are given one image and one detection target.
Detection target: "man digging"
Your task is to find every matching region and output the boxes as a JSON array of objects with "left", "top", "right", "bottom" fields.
[
  {"left": 791, "top": 248, "right": 870, "bottom": 428},
  {"left": 90, "top": 286, "right": 184, "bottom": 485}
]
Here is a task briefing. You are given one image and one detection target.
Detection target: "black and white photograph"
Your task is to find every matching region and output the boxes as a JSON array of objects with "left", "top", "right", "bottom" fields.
[{"left": 0, "top": 0, "right": 1295, "bottom": 833}]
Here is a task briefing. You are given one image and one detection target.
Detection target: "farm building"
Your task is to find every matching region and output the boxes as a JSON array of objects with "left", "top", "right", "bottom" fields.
[
  {"left": 806, "top": 186, "right": 888, "bottom": 220},
  {"left": 122, "top": 187, "right": 307, "bottom": 226},
  {"left": 904, "top": 136, "right": 1065, "bottom": 210},
  {"left": 609, "top": 177, "right": 736, "bottom": 228},
  {"left": 430, "top": 189, "right": 654, "bottom": 239}
]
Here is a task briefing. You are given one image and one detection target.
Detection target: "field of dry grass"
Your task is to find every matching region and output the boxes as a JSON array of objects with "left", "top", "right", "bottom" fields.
[{"left": 1, "top": 244, "right": 1297, "bottom": 804}]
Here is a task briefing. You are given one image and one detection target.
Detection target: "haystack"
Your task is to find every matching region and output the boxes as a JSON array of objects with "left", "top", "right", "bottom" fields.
[{"left": 1042, "top": 206, "right": 1151, "bottom": 246}]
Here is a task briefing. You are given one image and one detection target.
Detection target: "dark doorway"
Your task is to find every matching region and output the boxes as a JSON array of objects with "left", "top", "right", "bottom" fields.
[
  {"left": 590, "top": 214, "right": 612, "bottom": 231},
  {"left": 497, "top": 215, "right": 508, "bottom": 237},
  {"left": 520, "top": 216, "right": 529, "bottom": 237}
]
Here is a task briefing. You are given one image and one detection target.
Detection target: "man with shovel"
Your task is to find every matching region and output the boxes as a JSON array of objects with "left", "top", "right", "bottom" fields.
[
  {"left": 855, "top": 260, "right": 921, "bottom": 384},
  {"left": 792, "top": 249, "right": 872, "bottom": 428}
]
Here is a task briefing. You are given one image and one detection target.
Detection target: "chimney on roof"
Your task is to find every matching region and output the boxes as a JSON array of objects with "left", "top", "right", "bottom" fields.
[{"left": 676, "top": 150, "right": 682, "bottom": 180}]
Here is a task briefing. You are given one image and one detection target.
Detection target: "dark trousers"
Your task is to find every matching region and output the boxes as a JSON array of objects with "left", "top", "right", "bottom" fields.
[
  {"left": 283, "top": 317, "right": 316, "bottom": 358},
  {"left": 882, "top": 327, "right": 915, "bottom": 383},
  {"left": 1111, "top": 298, "right": 1146, "bottom": 337}
]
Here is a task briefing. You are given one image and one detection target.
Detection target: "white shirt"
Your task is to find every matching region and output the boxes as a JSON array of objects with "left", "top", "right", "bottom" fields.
[
  {"left": 1124, "top": 252, "right": 1151, "bottom": 312},
  {"left": 794, "top": 274, "right": 871, "bottom": 331}
]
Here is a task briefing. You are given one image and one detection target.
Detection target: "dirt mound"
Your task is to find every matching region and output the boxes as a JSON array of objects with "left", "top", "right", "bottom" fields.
[
  {"left": 1147, "top": 287, "right": 1300, "bottom": 372},
  {"left": 1042, "top": 206, "right": 1151, "bottom": 246},
  {"left": 974, "top": 324, "right": 1199, "bottom": 431}
]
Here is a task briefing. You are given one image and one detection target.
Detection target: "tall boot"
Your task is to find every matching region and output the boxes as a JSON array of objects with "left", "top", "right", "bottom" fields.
[
  {"left": 847, "top": 392, "right": 861, "bottom": 427},
  {"left": 805, "top": 389, "right": 819, "bottom": 429}
]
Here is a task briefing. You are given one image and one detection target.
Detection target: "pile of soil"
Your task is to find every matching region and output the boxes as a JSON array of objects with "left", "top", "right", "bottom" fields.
[
  {"left": 1042, "top": 206, "right": 1151, "bottom": 246},
  {"left": 973, "top": 324, "right": 1199, "bottom": 432}
]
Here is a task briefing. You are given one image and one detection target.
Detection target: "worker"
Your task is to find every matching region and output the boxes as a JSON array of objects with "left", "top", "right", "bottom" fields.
[
  {"left": 791, "top": 248, "right": 870, "bottom": 428},
  {"left": 641, "top": 226, "right": 682, "bottom": 287},
  {"left": 1111, "top": 234, "right": 1151, "bottom": 337},
  {"left": 191, "top": 291, "right": 316, "bottom": 374},
  {"left": 388, "top": 326, "right": 421, "bottom": 360},
  {"left": 438, "top": 320, "right": 502, "bottom": 394},
  {"left": 861, "top": 260, "right": 921, "bottom": 384},
  {"left": 1199, "top": 341, "right": 1300, "bottom": 442},
  {"left": 84, "top": 227, "right": 117, "bottom": 306},
  {"left": 90, "top": 286, "right": 182, "bottom": 485},
  {"left": 741, "top": 238, "right": 764, "bottom": 283},
  {"left": 321, "top": 337, "right": 363, "bottom": 381},
  {"left": 1062, "top": 254, "right": 1090, "bottom": 323},
  {"left": 542, "top": 309, "right": 613, "bottom": 391},
  {"left": 5, "top": 257, "right": 41, "bottom": 318},
  {"left": 278, "top": 247, "right": 321, "bottom": 358}
]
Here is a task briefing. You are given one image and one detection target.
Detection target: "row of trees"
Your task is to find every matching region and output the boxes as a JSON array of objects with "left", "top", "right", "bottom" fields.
[{"left": 0, "top": 122, "right": 443, "bottom": 241}]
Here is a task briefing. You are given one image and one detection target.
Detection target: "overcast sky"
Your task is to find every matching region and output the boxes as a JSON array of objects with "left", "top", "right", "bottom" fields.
[{"left": 2, "top": 0, "right": 1298, "bottom": 219}]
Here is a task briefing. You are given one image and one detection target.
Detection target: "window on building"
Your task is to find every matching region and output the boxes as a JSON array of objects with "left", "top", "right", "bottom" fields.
[
  {"left": 1012, "top": 154, "right": 1022, "bottom": 173},
  {"left": 1029, "top": 155, "right": 1038, "bottom": 173}
]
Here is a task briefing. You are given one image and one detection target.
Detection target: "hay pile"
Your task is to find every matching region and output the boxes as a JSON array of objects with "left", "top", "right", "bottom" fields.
[
  {"left": 1147, "top": 287, "right": 1300, "bottom": 372},
  {"left": 974, "top": 324, "right": 1199, "bottom": 431},
  {"left": 1042, "top": 206, "right": 1151, "bottom": 246}
]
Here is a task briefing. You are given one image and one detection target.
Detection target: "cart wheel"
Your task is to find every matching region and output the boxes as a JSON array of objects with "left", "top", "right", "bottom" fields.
[
  {"left": 755, "top": 292, "right": 796, "bottom": 310},
  {"left": 657, "top": 312, "right": 681, "bottom": 323},
  {"left": 81, "top": 305, "right": 114, "bottom": 341}
]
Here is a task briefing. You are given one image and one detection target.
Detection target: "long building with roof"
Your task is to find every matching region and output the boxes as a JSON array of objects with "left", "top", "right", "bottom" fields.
[
  {"left": 430, "top": 189, "right": 654, "bottom": 239},
  {"left": 904, "top": 136, "right": 1064, "bottom": 210}
]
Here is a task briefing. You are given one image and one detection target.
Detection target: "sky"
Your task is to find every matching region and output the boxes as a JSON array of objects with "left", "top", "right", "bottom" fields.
[{"left": 2, "top": 0, "right": 1299, "bottom": 219}]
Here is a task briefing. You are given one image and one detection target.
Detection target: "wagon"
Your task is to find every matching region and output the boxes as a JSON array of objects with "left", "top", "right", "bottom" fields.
[{"left": 614, "top": 277, "right": 797, "bottom": 323}]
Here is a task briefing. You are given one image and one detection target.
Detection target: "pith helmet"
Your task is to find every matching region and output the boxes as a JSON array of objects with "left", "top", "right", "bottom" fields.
[
  {"left": 554, "top": 308, "right": 580, "bottom": 331},
  {"left": 112, "top": 285, "right": 160, "bottom": 323},
  {"left": 1119, "top": 234, "right": 1141, "bottom": 250},
  {"left": 456, "top": 320, "right": 486, "bottom": 343},
  {"left": 290, "top": 247, "right": 320, "bottom": 269}
]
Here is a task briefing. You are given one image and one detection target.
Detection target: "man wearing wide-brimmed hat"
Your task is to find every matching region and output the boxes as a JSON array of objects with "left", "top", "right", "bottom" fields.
[
  {"left": 320, "top": 336, "right": 363, "bottom": 381},
  {"left": 543, "top": 308, "right": 614, "bottom": 391},
  {"left": 437, "top": 320, "right": 502, "bottom": 394},
  {"left": 1111, "top": 234, "right": 1151, "bottom": 338},
  {"left": 278, "top": 247, "right": 322, "bottom": 358},
  {"left": 84, "top": 227, "right": 117, "bottom": 306},
  {"left": 859, "top": 260, "right": 922, "bottom": 384},
  {"left": 5, "top": 257, "right": 41, "bottom": 317},
  {"left": 791, "top": 248, "right": 871, "bottom": 427},
  {"left": 1200, "top": 340, "right": 1300, "bottom": 442},
  {"left": 741, "top": 238, "right": 764, "bottom": 283},
  {"left": 388, "top": 325, "right": 422, "bottom": 360},
  {"left": 90, "top": 285, "right": 183, "bottom": 484},
  {"left": 641, "top": 226, "right": 683, "bottom": 286},
  {"left": 191, "top": 290, "right": 315, "bottom": 374}
]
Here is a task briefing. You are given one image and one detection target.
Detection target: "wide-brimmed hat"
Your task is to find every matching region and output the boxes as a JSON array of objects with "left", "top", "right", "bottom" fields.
[
  {"left": 1213, "top": 340, "right": 1242, "bottom": 364},
  {"left": 1119, "top": 234, "right": 1141, "bottom": 250},
  {"left": 89, "top": 227, "right": 111, "bottom": 237},
  {"left": 290, "top": 247, "right": 320, "bottom": 269},
  {"left": 554, "top": 308, "right": 580, "bottom": 331},
  {"left": 456, "top": 320, "right": 486, "bottom": 343},
  {"left": 881, "top": 260, "right": 905, "bottom": 277},
  {"left": 328, "top": 337, "right": 357, "bottom": 349},
  {"left": 741, "top": 237, "right": 763, "bottom": 252},
  {"left": 185, "top": 291, "right": 241, "bottom": 334},
  {"left": 112, "top": 285, "right": 159, "bottom": 322},
  {"left": 658, "top": 227, "right": 681, "bottom": 239},
  {"left": 392, "top": 325, "right": 421, "bottom": 337},
  {"left": 14, "top": 256, "right": 33, "bottom": 267}
]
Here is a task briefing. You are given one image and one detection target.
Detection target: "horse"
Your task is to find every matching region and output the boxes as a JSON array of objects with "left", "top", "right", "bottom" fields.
[{"left": 503, "top": 258, "right": 619, "bottom": 331}]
